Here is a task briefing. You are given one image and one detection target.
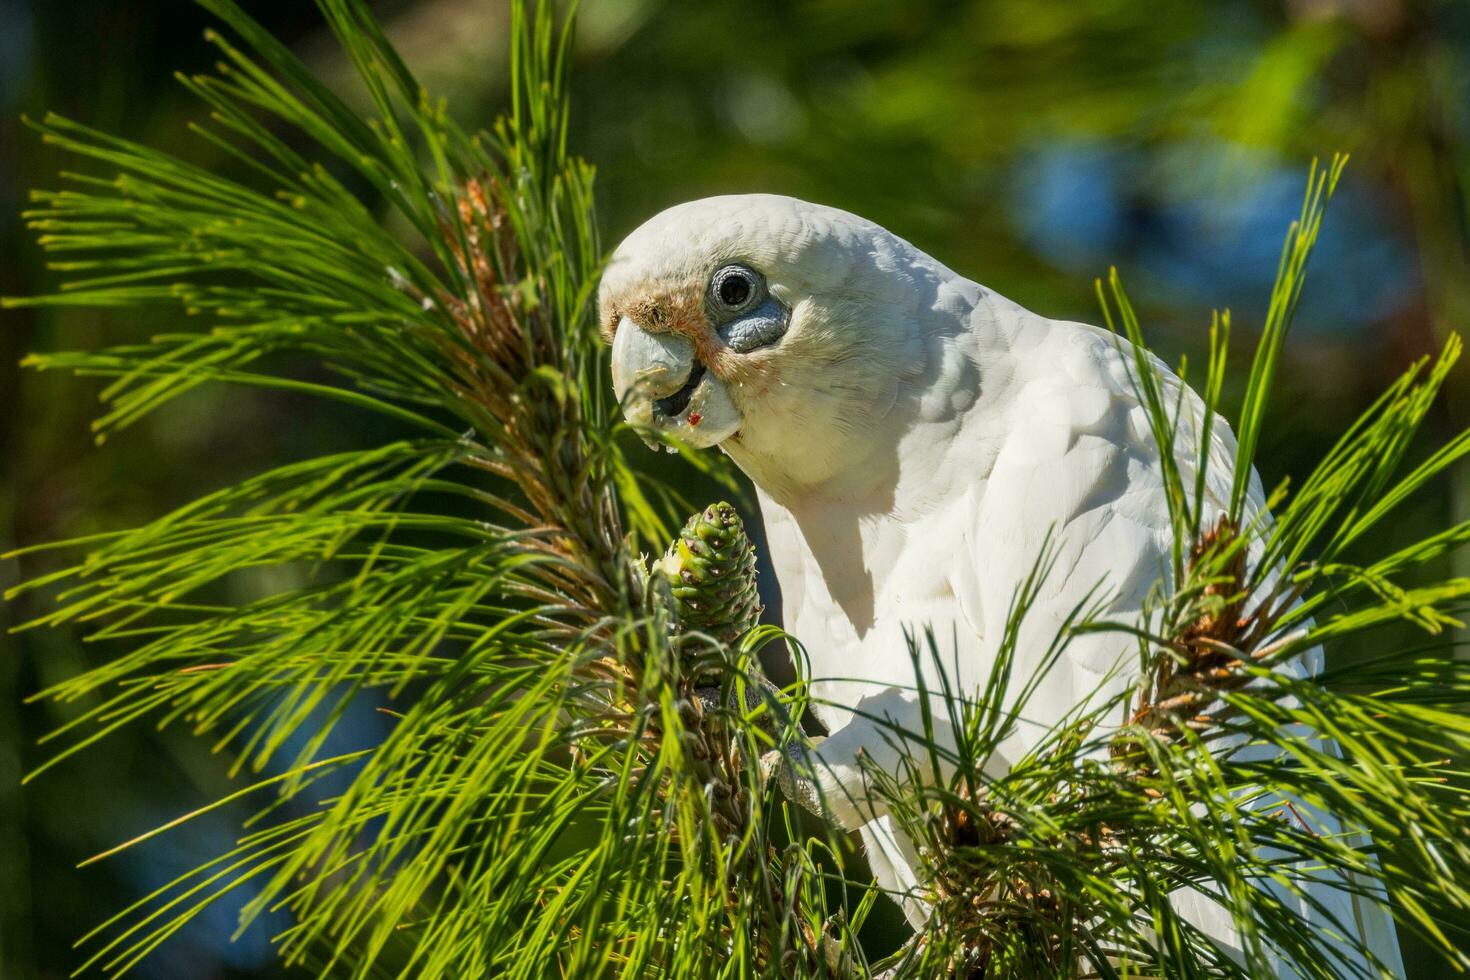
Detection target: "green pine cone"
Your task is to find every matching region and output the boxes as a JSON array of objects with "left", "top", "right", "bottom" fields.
[{"left": 653, "top": 502, "right": 762, "bottom": 644}]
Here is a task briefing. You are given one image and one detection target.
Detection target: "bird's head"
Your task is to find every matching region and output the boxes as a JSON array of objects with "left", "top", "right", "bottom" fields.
[{"left": 601, "top": 194, "right": 942, "bottom": 496}]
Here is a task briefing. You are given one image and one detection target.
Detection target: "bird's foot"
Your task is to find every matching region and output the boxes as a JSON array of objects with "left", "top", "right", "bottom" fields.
[
  {"left": 759, "top": 735, "right": 827, "bottom": 817},
  {"left": 690, "top": 665, "right": 788, "bottom": 739}
]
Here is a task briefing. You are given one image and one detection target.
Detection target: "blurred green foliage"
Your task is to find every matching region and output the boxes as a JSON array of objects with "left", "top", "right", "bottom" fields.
[{"left": 3, "top": 0, "right": 1468, "bottom": 976}]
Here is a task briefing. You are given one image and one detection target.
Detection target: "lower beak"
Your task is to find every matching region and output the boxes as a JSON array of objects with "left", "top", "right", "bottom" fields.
[{"left": 610, "top": 316, "right": 698, "bottom": 425}]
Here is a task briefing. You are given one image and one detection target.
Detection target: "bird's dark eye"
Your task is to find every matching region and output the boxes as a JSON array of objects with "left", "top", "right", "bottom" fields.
[
  {"left": 710, "top": 264, "right": 762, "bottom": 315},
  {"left": 719, "top": 274, "right": 750, "bottom": 307}
]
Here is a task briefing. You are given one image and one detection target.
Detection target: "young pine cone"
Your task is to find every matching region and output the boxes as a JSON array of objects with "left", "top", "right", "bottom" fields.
[{"left": 653, "top": 502, "right": 762, "bottom": 645}]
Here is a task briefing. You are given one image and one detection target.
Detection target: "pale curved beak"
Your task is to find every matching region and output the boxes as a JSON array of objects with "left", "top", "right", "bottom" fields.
[
  {"left": 610, "top": 315, "right": 743, "bottom": 448},
  {"left": 610, "top": 316, "right": 697, "bottom": 426}
]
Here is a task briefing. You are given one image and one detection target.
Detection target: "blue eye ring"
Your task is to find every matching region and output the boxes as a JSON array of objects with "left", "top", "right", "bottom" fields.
[{"left": 710, "top": 264, "right": 764, "bottom": 316}]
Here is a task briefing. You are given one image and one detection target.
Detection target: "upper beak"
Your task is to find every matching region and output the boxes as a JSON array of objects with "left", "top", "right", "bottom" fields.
[{"left": 610, "top": 316, "right": 698, "bottom": 426}]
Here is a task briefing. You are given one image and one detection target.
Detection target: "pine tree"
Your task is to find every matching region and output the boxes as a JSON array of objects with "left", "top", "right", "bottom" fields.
[{"left": 5, "top": 2, "right": 1470, "bottom": 977}]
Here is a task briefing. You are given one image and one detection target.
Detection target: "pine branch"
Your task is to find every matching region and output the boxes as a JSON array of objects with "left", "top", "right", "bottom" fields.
[{"left": 6, "top": 2, "right": 840, "bottom": 976}]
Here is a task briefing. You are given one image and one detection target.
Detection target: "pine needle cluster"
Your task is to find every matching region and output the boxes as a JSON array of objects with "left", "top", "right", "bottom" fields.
[{"left": 5, "top": 2, "right": 835, "bottom": 975}]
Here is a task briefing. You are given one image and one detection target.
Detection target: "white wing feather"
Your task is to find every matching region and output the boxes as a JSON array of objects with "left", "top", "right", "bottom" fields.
[{"left": 791, "top": 296, "right": 1403, "bottom": 974}]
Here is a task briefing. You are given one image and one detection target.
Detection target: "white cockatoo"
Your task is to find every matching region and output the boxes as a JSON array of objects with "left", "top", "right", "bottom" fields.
[{"left": 601, "top": 194, "right": 1403, "bottom": 974}]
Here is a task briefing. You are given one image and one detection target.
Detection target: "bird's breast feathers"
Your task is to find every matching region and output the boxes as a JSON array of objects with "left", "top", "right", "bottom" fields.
[{"left": 766, "top": 295, "right": 1248, "bottom": 729}]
